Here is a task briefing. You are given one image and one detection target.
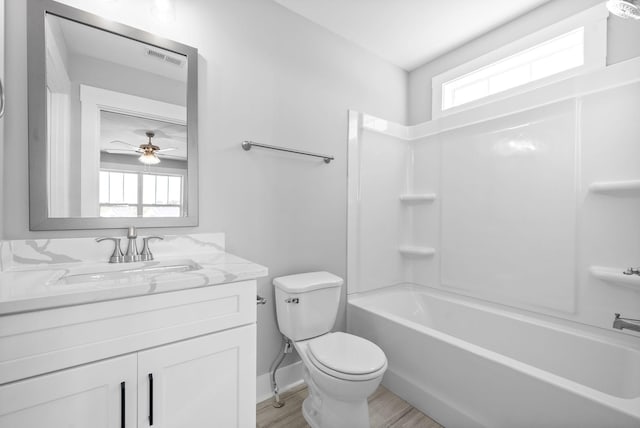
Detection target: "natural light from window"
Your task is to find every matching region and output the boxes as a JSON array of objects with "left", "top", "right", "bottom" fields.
[
  {"left": 442, "top": 27, "right": 585, "bottom": 111},
  {"left": 99, "top": 170, "right": 183, "bottom": 217}
]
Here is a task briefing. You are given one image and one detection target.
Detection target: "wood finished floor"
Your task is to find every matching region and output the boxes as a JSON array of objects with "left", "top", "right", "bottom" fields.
[{"left": 256, "top": 384, "right": 443, "bottom": 428}]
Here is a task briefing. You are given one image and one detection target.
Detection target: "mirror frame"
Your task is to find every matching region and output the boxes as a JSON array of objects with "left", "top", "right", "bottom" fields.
[{"left": 28, "top": 0, "right": 199, "bottom": 230}]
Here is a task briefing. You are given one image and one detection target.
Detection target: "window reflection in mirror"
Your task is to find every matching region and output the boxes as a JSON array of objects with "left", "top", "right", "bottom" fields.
[
  {"left": 98, "top": 111, "right": 187, "bottom": 218},
  {"left": 99, "top": 171, "right": 184, "bottom": 218}
]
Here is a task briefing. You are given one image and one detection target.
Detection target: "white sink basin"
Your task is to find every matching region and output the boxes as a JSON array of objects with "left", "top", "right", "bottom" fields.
[{"left": 55, "top": 259, "right": 202, "bottom": 286}]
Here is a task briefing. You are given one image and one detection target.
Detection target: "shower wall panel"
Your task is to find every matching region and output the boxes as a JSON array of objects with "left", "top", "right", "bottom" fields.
[
  {"left": 439, "top": 100, "right": 578, "bottom": 312},
  {"left": 407, "top": 135, "right": 440, "bottom": 287},
  {"left": 348, "top": 61, "right": 640, "bottom": 330},
  {"left": 351, "top": 129, "right": 409, "bottom": 293},
  {"left": 579, "top": 82, "right": 640, "bottom": 325}
]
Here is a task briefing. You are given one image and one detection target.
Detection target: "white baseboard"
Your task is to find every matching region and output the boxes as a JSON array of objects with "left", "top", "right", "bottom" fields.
[{"left": 256, "top": 361, "right": 305, "bottom": 404}]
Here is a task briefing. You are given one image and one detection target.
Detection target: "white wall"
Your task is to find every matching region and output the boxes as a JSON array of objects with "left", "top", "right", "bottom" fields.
[
  {"left": 0, "top": 0, "right": 4, "bottom": 240},
  {"left": 2, "top": 0, "right": 407, "bottom": 377},
  {"left": 408, "top": 0, "right": 640, "bottom": 124}
]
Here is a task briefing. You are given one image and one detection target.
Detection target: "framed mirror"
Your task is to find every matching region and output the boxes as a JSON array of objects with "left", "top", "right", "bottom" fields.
[{"left": 28, "top": 0, "right": 198, "bottom": 230}]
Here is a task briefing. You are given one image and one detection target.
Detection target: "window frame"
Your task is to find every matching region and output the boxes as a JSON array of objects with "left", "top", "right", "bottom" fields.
[
  {"left": 431, "top": 4, "right": 608, "bottom": 119},
  {"left": 99, "top": 169, "right": 185, "bottom": 218}
]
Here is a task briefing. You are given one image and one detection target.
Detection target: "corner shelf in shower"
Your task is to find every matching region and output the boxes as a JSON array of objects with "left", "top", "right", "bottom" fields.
[
  {"left": 399, "top": 193, "right": 437, "bottom": 203},
  {"left": 399, "top": 246, "right": 436, "bottom": 257},
  {"left": 589, "top": 266, "right": 640, "bottom": 290},
  {"left": 588, "top": 180, "right": 640, "bottom": 196}
]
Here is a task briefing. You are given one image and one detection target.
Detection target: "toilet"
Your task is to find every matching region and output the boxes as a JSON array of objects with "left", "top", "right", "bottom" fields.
[{"left": 273, "top": 271, "right": 387, "bottom": 428}]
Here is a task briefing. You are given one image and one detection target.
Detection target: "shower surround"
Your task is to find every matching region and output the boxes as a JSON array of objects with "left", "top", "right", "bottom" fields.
[{"left": 346, "top": 58, "right": 640, "bottom": 427}]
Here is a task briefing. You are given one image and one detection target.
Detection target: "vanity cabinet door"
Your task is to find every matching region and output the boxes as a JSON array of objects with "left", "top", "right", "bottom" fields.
[
  {"left": 0, "top": 354, "right": 137, "bottom": 428},
  {"left": 137, "top": 324, "right": 256, "bottom": 428}
]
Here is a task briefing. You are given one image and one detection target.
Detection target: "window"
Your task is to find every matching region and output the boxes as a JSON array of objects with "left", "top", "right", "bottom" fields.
[
  {"left": 141, "top": 173, "right": 183, "bottom": 217},
  {"left": 99, "top": 170, "right": 184, "bottom": 217},
  {"left": 432, "top": 4, "right": 608, "bottom": 118},
  {"left": 442, "top": 28, "right": 585, "bottom": 111}
]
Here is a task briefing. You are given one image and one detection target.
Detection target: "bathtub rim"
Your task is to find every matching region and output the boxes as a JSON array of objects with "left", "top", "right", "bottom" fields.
[
  {"left": 349, "top": 282, "right": 640, "bottom": 351},
  {"left": 347, "top": 283, "right": 640, "bottom": 420}
]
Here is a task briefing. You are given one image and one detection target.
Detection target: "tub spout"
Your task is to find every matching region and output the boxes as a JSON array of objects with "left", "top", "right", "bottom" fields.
[{"left": 613, "top": 313, "right": 640, "bottom": 332}]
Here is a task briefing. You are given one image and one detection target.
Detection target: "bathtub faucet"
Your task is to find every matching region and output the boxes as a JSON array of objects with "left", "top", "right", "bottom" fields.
[{"left": 613, "top": 313, "right": 640, "bottom": 332}]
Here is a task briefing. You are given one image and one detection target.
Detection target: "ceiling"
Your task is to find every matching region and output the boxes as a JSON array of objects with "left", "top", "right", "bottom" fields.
[
  {"left": 273, "top": 0, "right": 552, "bottom": 71},
  {"left": 100, "top": 111, "right": 187, "bottom": 161},
  {"left": 49, "top": 13, "right": 187, "bottom": 83}
]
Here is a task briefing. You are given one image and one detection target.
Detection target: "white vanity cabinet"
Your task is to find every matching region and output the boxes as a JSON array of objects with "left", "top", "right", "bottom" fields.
[
  {"left": 0, "top": 280, "right": 258, "bottom": 428},
  {"left": 137, "top": 325, "right": 255, "bottom": 428},
  {"left": 0, "top": 354, "right": 137, "bottom": 428}
]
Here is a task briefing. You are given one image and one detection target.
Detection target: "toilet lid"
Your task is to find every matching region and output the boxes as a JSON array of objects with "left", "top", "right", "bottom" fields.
[{"left": 307, "top": 332, "right": 386, "bottom": 378}]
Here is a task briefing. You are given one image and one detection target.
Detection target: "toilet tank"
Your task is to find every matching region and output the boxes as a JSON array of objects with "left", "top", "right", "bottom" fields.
[{"left": 273, "top": 272, "right": 343, "bottom": 341}]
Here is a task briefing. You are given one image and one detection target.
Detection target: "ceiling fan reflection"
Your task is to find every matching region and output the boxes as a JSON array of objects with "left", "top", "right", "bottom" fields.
[{"left": 105, "top": 131, "right": 177, "bottom": 165}]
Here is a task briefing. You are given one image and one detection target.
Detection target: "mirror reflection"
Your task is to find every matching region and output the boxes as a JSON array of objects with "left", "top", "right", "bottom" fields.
[
  {"left": 44, "top": 12, "right": 188, "bottom": 219},
  {"left": 98, "top": 112, "right": 187, "bottom": 218}
]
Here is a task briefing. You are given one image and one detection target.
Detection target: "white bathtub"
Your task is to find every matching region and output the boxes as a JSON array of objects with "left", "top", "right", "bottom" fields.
[{"left": 348, "top": 284, "right": 640, "bottom": 428}]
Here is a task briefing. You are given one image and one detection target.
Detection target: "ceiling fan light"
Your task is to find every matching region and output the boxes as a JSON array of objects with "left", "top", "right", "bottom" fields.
[{"left": 139, "top": 152, "right": 161, "bottom": 165}]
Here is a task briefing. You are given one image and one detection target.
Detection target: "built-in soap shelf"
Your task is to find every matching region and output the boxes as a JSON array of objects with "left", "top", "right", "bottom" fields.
[
  {"left": 588, "top": 180, "right": 640, "bottom": 196},
  {"left": 589, "top": 266, "right": 640, "bottom": 290},
  {"left": 399, "top": 246, "right": 436, "bottom": 257},
  {"left": 399, "top": 193, "right": 437, "bottom": 203}
]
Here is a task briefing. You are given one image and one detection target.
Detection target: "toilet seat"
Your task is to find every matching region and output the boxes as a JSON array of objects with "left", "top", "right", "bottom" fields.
[{"left": 306, "top": 332, "right": 387, "bottom": 381}]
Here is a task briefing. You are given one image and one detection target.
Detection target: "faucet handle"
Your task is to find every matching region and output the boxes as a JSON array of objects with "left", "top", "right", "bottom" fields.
[
  {"left": 140, "top": 236, "right": 164, "bottom": 261},
  {"left": 96, "top": 237, "right": 124, "bottom": 263}
]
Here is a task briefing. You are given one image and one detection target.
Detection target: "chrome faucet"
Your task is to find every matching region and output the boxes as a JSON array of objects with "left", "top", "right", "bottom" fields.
[
  {"left": 124, "top": 226, "right": 140, "bottom": 262},
  {"left": 139, "top": 236, "right": 164, "bottom": 261},
  {"left": 96, "top": 237, "right": 124, "bottom": 263},
  {"left": 98, "top": 227, "right": 164, "bottom": 263},
  {"left": 623, "top": 267, "right": 640, "bottom": 276},
  {"left": 613, "top": 313, "right": 640, "bottom": 333}
]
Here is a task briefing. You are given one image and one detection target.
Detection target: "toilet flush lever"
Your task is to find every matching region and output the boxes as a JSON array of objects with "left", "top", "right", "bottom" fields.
[{"left": 285, "top": 297, "right": 299, "bottom": 304}]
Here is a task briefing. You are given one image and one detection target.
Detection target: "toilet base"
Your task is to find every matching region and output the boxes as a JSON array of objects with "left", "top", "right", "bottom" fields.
[{"left": 301, "top": 368, "right": 371, "bottom": 428}]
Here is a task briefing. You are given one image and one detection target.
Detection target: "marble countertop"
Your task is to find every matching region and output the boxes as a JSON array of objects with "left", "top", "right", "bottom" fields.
[{"left": 0, "top": 233, "right": 268, "bottom": 315}]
